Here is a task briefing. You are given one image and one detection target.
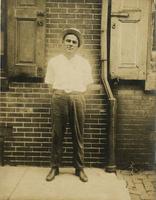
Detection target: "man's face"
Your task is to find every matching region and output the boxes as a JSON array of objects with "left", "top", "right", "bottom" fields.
[{"left": 63, "top": 34, "right": 79, "bottom": 55}]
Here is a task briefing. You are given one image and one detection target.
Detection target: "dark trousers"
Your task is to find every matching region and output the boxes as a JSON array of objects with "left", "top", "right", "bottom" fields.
[{"left": 50, "top": 90, "right": 86, "bottom": 169}]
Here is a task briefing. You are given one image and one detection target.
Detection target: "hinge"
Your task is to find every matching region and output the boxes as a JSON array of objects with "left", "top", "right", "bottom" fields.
[{"left": 111, "top": 12, "right": 129, "bottom": 18}]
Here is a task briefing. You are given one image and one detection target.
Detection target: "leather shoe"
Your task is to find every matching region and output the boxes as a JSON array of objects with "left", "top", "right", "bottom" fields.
[
  {"left": 46, "top": 167, "right": 59, "bottom": 181},
  {"left": 75, "top": 168, "right": 88, "bottom": 182}
]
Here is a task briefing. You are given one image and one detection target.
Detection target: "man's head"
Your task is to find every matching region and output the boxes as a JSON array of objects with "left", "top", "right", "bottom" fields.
[
  {"left": 62, "top": 28, "right": 82, "bottom": 47},
  {"left": 62, "top": 28, "right": 82, "bottom": 56}
]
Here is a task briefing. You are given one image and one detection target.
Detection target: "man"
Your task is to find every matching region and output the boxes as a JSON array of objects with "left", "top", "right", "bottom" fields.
[{"left": 45, "top": 28, "right": 93, "bottom": 182}]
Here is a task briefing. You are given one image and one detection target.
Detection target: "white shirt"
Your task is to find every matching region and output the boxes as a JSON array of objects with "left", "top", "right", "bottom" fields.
[{"left": 45, "top": 54, "right": 93, "bottom": 93}]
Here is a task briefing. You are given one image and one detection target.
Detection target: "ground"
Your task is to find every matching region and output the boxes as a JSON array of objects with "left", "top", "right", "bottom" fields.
[
  {"left": 117, "top": 170, "right": 156, "bottom": 200},
  {"left": 0, "top": 166, "right": 156, "bottom": 200}
]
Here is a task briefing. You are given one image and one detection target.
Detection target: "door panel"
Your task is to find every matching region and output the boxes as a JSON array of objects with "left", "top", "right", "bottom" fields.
[
  {"left": 7, "top": 0, "right": 45, "bottom": 78},
  {"left": 16, "top": 20, "right": 36, "bottom": 63},
  {"left": 110, "top": 0, "right": 151, "bottom": 80}
]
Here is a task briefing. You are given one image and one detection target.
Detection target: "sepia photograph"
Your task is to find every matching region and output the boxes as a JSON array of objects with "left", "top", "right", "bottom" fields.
[{"left": 0, "top": 0, "right": 156, "bottom": 199}]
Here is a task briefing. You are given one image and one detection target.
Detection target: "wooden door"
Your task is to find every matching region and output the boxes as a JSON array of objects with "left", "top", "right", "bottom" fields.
[
  {"left": 7, "top": 0, "right": 45, "bottom": 78},
  {"left": 110, "top": 0, "right": 151, "bottom": 80}
]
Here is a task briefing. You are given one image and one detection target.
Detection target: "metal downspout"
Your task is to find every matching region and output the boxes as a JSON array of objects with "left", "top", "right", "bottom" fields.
[{"left": 101, "top": 0, "right": 117, "bottom": 172}]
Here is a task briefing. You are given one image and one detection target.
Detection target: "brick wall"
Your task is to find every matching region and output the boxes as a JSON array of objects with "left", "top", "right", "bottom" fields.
[
  {"left": 0, "top": 0, "right": 109, "bottom": 167},
  {"left": 115, "top": 81, "right": 156, "bottom": 169},
  {"left": 0, "top": 83, "right": 108, "bottom": 167},
  {"left": 45, "top": 0, "right": 102, "bottom": 83}
]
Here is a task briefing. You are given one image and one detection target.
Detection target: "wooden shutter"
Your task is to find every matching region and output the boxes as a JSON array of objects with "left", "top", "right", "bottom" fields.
[
  {"left": 7, "top": 0, "right": 45, "bottom": 78},
  {"left": 145, "top": 2, "right": 156, "bottom": 90},
  {"left": 110, "top": 0, "right": 151, "bottom": 80}
]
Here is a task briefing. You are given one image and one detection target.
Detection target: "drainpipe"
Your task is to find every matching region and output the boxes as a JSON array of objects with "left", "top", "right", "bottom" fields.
[{"left": 101, "top": 0, "right": 117, "bottom": 172}]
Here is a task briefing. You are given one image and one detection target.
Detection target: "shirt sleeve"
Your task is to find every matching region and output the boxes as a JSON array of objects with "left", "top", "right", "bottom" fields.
[
  {"left": 45, "top": 60, "right": 54, "bottom": 85},
  {"left": 83, "top": 60, "right": 93, "bottom": 86}
]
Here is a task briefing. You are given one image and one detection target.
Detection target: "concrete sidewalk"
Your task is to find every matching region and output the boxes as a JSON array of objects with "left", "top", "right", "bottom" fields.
[{"left": 0, "top": 166, "right": 130, "bottom": 200}]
